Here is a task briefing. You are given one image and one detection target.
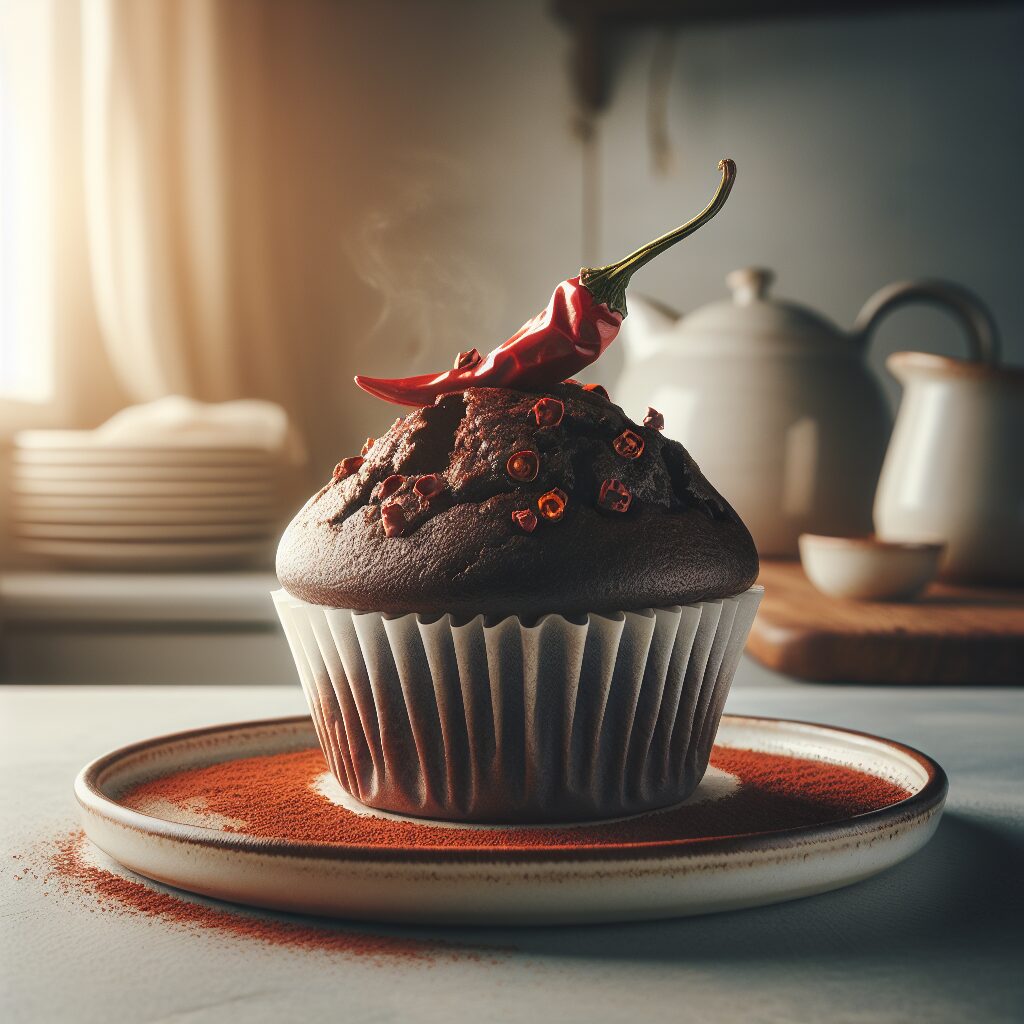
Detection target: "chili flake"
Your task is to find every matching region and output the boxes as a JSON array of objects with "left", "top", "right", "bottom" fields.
[
  {"left": 598, "top": 479, "right": 632, "bottom": 513},
  {"left": 360, "top": 437, "right": 375, "bottom": 456},
  {"left": 333, "top": 456, "right": 364, "bottom": 481},
  {"left": 531, "top": 397, "right": 564, "bottom": 427},
  {"left": 375, "top": 475, "right": 404, "bottom": 500},
  {"left": 380, "top": 501, "right": 407, "bottom": 537},
  {"left": 613, "top": 430, "right": 644, "bottom": 459},
  {"left": 512, "top": 508, "right": 538, "bottom": 533},
  {"left": 537, "top": 488, "right": 568, "bottom": 522},
  {"left": 506, "top": 450, "right": 540, "bottom": 483},
  {"left": 413, "top": 474, "right": 446, "bottom": 501},
  {"left": 643, "top": 407, "right": 665, "bottom": 431},
  {"left": 582, "top": 383, "right": 609, "bottom": 400}
]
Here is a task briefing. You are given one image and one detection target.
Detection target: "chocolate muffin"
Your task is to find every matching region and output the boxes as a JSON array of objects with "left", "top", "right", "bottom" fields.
[
  {"left": 277, "top": 383, "right": 757, "bottom": 618},
  {"left": 274, "top": 382, "right": 762, "bottom": 823}
]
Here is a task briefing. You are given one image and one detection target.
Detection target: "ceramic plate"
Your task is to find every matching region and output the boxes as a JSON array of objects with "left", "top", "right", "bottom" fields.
[
  {"left": 13, "top": 492, "right": 277, "bottom": 511},
  {"left": 12, "top": 503, "right": 278, "bottom": 526},
  {"left": 12, "top": 478, "right": 276, "bottom": 498},
  {"left": 21, "top": 538, "right": 271, "bottom": 568},
  {"left": 16, "top": 430, "right": 273, "bottom": 455},
  {"left": 15, "top": 521, "right": 277, "bottom": 541},
  {"left": 14, "top": 463, "right": 273, "bottom": 482},
  {"left": 14, "top": 448, "right": 275, "bottom": 467},
  {"left": 76, "top": 714, "right": 947, "bottom": 926}
]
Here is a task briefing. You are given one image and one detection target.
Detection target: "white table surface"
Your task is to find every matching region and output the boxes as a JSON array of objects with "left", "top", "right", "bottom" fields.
[{"left": 2, "top": 662, "right": 1022, "bottom": 1024}]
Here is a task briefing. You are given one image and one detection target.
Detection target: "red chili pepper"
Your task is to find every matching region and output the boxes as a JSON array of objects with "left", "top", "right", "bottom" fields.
[{"left": 355, "top": 159, "right": 736, "bottom": 407}]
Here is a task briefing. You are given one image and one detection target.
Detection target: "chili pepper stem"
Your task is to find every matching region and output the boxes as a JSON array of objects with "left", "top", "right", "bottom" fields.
[{"left": 580, "top": 158, "right": 736, "bottom": 316}]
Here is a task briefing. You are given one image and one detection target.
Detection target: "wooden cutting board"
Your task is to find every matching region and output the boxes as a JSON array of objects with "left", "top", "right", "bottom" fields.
[{"left": 747, "top": 560, "right": 1024, "bottom": 684}]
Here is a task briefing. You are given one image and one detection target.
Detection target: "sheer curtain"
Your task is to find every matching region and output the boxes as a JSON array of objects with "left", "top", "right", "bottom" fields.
[
  {"left": 81, "top": 0, "right": 297, "bottom": 405},
  {"left": 12, "top": 0, "right": 551, "bottom": 482}
]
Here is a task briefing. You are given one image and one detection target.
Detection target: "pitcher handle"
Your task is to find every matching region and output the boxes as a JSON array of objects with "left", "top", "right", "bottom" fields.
[{"left": 852, "top": 279, "right": 1000, "bottom": 365}]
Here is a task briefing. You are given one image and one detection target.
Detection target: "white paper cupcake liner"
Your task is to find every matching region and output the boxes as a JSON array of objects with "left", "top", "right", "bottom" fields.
[{"left": 272, "top": 586, "right": 762, "bottom": 823}]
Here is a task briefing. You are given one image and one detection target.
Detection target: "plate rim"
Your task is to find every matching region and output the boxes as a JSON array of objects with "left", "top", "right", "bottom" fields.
[
  {"left": 76, "top": 713, "right": 948, "bottom": 867},
  {"left": 20, "top": 539, "right": 271, "bottom": 555},
  {"left": 14, "top": 431, "right": 278, "bottom": 454}
]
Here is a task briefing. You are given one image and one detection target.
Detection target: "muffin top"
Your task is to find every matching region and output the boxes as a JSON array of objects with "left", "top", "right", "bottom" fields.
[{"left": 276, "top": 383, "right": 758, "bottom": 618}]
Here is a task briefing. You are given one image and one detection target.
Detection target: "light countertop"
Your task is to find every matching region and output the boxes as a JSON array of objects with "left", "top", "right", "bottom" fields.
[{"left": 2, "top": 664, "right": 1022, "bottom": 1023}]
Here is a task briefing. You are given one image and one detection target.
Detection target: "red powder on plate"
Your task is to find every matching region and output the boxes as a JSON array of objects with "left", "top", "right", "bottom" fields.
[
  {"left": 13, "top": 745, "right": 910, "bottom": 953},
  {"left": 23, "top": 831, "right": 475, "bottom": 962},
  {"left": 120, "top": 745, "right": 912, "bottom": 851}
]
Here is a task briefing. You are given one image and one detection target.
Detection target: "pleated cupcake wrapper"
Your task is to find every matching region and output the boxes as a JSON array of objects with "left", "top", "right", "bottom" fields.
[{"left": 273, "top": 586, "right": 763, "bottom": 823}]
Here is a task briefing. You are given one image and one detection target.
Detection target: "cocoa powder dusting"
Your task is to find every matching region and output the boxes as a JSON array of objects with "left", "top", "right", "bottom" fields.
[
  {"left": 29, "top": 831, "right": 471, "bottom": 962},
  {"left": 120, "top": 746, "right": 912, "bottom": 850}
]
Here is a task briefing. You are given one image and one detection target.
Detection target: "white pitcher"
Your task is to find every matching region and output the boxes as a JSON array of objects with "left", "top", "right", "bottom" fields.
[{"left": 874, "top": 349, "right": 1023, "bottom": 584}]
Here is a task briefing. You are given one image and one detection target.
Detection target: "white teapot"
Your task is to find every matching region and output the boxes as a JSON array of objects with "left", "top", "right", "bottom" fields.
[{"left": 615, "top": 268, "right": 996, "bottom": 556}]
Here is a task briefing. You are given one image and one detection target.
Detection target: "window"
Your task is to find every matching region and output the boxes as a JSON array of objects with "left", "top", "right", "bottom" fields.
[{"left": 0, "top": 0, "right": 54, "bottom": 404}]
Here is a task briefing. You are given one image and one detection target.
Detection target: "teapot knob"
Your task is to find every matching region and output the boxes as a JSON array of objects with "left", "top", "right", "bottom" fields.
[{"left": 726, "top": 267, "right": 774, "bottom": 305}]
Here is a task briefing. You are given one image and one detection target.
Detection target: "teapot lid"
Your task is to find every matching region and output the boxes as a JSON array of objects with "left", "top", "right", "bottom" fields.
[{"left": 678, "top": 268, "right": 851, "bottom": 352}]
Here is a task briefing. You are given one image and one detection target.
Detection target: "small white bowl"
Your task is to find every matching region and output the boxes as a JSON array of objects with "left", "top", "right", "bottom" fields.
[{"left": 798, "top": 534, "right": 945, "bottom": 602}]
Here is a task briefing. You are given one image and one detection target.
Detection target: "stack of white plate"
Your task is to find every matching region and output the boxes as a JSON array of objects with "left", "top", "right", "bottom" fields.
[{"left": 10, "top": 431, "right": 286, "bottom": 570}]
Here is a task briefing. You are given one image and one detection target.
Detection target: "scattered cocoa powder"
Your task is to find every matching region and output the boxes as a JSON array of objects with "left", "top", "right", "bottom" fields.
[
  {"left": 23, "top": 831, "right": 478, "bottom": 962},
  {"left": 120, "top": 745, "right": 912, "bottom": 850}
]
